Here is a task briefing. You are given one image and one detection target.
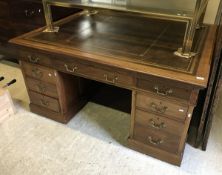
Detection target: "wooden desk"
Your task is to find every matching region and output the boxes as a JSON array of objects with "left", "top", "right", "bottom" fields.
[{"left": 10, "top": 11, "right": 216, "bottom": 166}]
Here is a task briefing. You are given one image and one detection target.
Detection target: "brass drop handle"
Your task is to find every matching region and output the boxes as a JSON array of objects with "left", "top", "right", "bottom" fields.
[
  {"left": 64, "top": 64, "right": 78, "bottom": 73},
  {"left": 37, "top": 84, "right": 46, "bottom": 93},
  {"left": 104, "top": 74, "right": 118, "bottom": 84},
  {"left": 40, "top": 99, "right": 49, "bottom": 107},
  {"left": 28, "top": 55, "right": 39, "bottom": 63},
  {"left": 32, "top": 68, "right": 43, "bottom": 78},
  {"left": 24, "top": 9, "right": 35, "bottom": 17},
  {"left": 150, "top": 102, "right": 168, "bottom": 114},
  {"left": 154, "top": 86, "right": 173, "bottom": 96},
  {"left": 149, "top": 119, "right": 166, "bottom": 129},
  {"left": 148, "top": 136, "right": 164, "bottom": 145}
]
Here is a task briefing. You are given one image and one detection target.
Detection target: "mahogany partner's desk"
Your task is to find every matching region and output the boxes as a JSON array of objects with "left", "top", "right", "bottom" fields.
[{"left": 10, "top": 11, "right": 216, "bottom": 165}]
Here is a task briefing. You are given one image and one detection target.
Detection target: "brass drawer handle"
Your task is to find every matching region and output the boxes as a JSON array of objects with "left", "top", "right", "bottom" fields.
[
  {"left": 40, "top": 99, "right": 49, "bottom": 107},
  {"left": 154, "top": 86, "right": 173, "bottom": 96},
  {"left": 25, "top": 8, "right": 42, "bottom": 17},
  {"left": 148, "top": 136, "right": 164, "bottom": 145},
  {"left": 149, "top": 119, "right": 166, "bottom": 129},
  {"left": 32, "top": 68, "right": 43, "bottom": 78},
  {"left": 104, "top": 74, "right": 118, "bottom": 84},
  {"left": 28, "top": 55, "right": 39, "bottom": 63},
  {"left": 64, "top": 64, "right": 78, "bottom": 73},
  {"left": 24, "top": 9, "right": 35, "bottom": 17},
  {"left": 37, "top": 84, "right": 46, "bottom": 93},
  {"left": 150, "top": 102, "right": 168, "bottom": 114}
]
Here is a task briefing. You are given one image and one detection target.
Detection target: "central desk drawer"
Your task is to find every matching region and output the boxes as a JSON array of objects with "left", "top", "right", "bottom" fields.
[
  {"left": 55, "top": 60, "right": 134, "bottom": 87},
  {"left": 136, "top": 92, "right": 188, "bottom": 121},
  {"left": 29, "top": 91, "right": 60, "bottom": 113},
  {"left": 22, "top": 62, "right": 57, "bottom": 84},
  {"left": 135, "top": 109, "right": 184, "bottom": 136},
  {"left": 26, "top": 77, "right": 58, "bottom": 98}
]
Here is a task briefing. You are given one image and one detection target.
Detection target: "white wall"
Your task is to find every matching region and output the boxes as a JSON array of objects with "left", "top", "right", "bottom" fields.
[{"left": 204, "top": 0, "right": 220, "bottom": 24}]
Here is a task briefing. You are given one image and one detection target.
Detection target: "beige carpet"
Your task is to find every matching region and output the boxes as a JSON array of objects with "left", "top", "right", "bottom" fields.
[{"left": 0, "top": 60, "right": 222, "bottom": 175}]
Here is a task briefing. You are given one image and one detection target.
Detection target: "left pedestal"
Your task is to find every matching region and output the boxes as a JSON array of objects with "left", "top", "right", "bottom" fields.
[{"left": 20, "top": 61, "right": 87, "bottom": 124}]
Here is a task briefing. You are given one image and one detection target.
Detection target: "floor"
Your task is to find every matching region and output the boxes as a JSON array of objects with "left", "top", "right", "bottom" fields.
[{"left": 0, "top": 60, "right": 222, "bottom": 175}]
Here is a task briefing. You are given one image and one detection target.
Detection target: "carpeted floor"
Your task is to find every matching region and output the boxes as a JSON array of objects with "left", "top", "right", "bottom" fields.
[{"left": 0, "top": 60, "right": 222, "bottom": 175}]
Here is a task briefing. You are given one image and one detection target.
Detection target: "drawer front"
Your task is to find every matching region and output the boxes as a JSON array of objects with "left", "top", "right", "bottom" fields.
[
  {"left": 79, "top": 65, "right": 134, "bottom": 87},
  {"left": 115, "top": 71, "right": 135, "bottom": 87},
  {"left": 26, "top": 77, "right": 58, "bottom": 98},
  {"left": 136, "top": 92, "right": 188, "bottom": 120},
  {"left": 10, "top": 2, "right": 44, "bottom": 26},
  {"left": 0, "top": 2, "right": 9, "bottom": 18},
  {"left": 0, "top": 20, "right": 14, "bottom": 43},
  {"left": 10, "top": 2, "right": 80, "bottom": 25},
  {"left": 19, "top": 51, "right": 52, "bottom": 66},
  {"left": 135, "top": 109, "right": 184, "bottom": 136},
  {"left": 133, "top": 125, "right": 180, "bottom": 154},
  {"left": 22, "top": 62, "right": 57, "bottom": 84},
  {"left": 55, "top": 60, "right": 134, "bottom": 87},
  {"left": 29, "top": 91, "right": 60, "bottom": 113},
  {"left": 137, "top": 79, "right": 191, "bottom": 101}
]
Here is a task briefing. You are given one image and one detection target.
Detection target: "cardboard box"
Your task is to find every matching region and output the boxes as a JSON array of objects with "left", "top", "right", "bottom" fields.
[{"left": 0, "top": 88, "right": 16, "bottom": 123}]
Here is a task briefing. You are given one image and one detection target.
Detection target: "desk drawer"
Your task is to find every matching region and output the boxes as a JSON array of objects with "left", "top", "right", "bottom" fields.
[
  {"left": 10, "top": 1, "right": 44, "bottom": 26},
  {"left": 135, "top": 109, "right": 184, "bottom": 136},
  {"left": 133, "top": 124, "right": 180, "bottom": 154},
  {"left": 29, "top": 91, "right": 60, "bottom": 113},
  {"left": 26, "top": 77, "right": 58, "bottom": 98},
  {"left": 78, "top": 65, "right": 133, "bottom": 87},
  {"left": 115, "top": 71, "right": 135, "bottom": 87},
  {"left": 55, "top": 60, "right": 134, "bottom": 87},
  {"left": 0, "top": 2, "right": 9, "bottom": 18},
  {"left": 137, "top": 79, "right": 191, "bottom": 101},
  {"left": 19, "top": 51, "right": 52, "bottom": 66},
  {"left": 136, "top": 92, "right": 188, "bottom": 121},
  {"left": 22, "top": 62, "right": 57, "bottom": 84}
]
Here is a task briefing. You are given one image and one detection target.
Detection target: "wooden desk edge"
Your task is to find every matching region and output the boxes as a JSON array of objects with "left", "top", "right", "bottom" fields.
[{"left": 9, "top": 14, "right": 217, "bottom": 89}]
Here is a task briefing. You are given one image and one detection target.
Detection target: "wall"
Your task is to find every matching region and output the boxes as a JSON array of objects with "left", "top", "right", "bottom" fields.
[{"left": 204, "top": 0, "right": 220, "bottom": 24}]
